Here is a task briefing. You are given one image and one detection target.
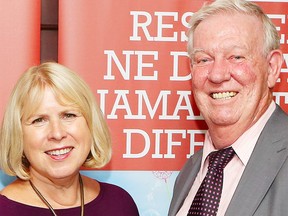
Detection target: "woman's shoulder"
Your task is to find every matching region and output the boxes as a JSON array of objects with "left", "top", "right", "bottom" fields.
[
  {"left": 98, "top": 181, "right": 133, "bottom": 197},
  {"left": 1, "top": 178, "right": 59, "bottom": 209},
  {"left": 85, "top": 181, "right": 139, "bottom": 215},
  {"left": 83, "top": 175, "right": 131, "bottom": 199},
  {"left": 0, "top": 193, "right": 52, "bottom": 216},
  {"left": 97, "top": 181, "right": 138, "bottom": 209},
  {"left": 1, "top": 179, "right": 30, "bottom": 200}
]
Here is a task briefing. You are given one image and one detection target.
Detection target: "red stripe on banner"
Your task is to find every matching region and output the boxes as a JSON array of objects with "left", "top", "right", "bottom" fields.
[
  {"left": 59, "top": 0, "right": 288, "bottom": 171},
  {"left": 0, "top": 1, "right": 41, "bottom": 120}
]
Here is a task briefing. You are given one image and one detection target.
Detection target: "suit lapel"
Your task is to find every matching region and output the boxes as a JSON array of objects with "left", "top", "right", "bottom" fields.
[
  {"left": 225, "top": 106, "right": 288, "bottom": 215},
  {"left": 169, "top": 150, "right": 202, "bottom": 216}
]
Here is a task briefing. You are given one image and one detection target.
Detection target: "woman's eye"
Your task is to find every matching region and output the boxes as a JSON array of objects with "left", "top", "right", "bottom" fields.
[
  {"left": 63, "top": 113, "right": 77, "bottom": 119},
  {"left": 31, "top": 117, "right": 45, "bottom": 125}
]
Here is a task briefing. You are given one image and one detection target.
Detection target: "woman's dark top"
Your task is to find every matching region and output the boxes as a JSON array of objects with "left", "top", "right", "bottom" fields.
[{"left": 0, "top": 182, "right": 139, "bottom": 216}]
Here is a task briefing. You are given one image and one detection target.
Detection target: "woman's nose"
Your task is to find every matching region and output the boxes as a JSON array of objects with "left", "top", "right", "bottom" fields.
[{"left": 48, "top": 120, "right": 67, "bottom": 140}]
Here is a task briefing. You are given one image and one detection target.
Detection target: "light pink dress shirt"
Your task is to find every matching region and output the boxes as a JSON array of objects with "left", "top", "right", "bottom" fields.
[{"left": 176, "top": 102, "right": 276, "bottom": 216}]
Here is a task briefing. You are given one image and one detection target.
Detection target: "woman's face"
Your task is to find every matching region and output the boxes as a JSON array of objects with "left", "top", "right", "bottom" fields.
[{"left": 22, "top": 88, "right": 92, "bottom": 180}]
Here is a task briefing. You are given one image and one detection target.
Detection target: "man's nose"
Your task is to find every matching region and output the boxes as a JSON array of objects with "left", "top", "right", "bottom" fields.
[{"left": 207, "top": 58, "right": 231, "bottom": 84}]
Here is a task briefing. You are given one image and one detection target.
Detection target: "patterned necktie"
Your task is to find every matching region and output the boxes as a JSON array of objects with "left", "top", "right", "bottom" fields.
[{"left": 187, "top": 147, "right": 235, "bottom": 216}]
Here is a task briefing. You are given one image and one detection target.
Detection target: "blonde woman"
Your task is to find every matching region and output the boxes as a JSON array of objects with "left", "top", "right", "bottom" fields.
[{"left": 0, "top": 62, "right": 139, "bottom": 216}]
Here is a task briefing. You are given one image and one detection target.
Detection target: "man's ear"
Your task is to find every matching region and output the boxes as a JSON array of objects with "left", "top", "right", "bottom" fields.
[{"left": 267, "top": 49, "right": 283, "bottom": 88}]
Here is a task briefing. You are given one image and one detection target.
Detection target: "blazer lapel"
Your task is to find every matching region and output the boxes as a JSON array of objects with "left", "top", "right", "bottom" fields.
[
  {"left": 169, "top": 150, "right": 202, "bottom": 216},
  {"left": 225, "top": 106, "right": 288, "bottom": 216}
]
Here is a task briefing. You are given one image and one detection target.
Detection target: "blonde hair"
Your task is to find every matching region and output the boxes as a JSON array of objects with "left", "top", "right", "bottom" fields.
[
  {"left": 0, "top": 62, "right": 111, "bottom": 180},
  {"left": 187, "top": 0, "right": 280, "bottom": 57}
]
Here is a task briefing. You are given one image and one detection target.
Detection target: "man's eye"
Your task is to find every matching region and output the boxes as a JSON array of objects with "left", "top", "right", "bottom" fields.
[
  {"left": 199, "top": 59, "right": 209, "bottom": 63},
  {"left": 193, "top": 58, "right": 212, "bottom": 66},
  {"left": 230, "top": 55, "right": 245, "bottom": 62}
]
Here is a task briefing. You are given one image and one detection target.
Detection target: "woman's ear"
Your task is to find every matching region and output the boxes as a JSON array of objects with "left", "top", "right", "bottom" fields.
[{"left": 267, "top": 49, "right": 284, "bottom": 88}]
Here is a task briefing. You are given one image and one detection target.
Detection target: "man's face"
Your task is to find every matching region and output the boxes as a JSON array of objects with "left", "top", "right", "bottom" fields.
[{"left": 191, "top": 13, "right": 274, "bottom": 132}]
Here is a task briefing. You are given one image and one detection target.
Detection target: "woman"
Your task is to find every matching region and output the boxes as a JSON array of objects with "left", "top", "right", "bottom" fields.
[{"left": 0, "top": 62, "right": 139, "bottom": 215}]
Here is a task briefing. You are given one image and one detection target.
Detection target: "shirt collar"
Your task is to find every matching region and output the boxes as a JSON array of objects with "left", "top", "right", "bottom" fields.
[{"left": 201, "top": 101, "right": 276, "bottom": 174}]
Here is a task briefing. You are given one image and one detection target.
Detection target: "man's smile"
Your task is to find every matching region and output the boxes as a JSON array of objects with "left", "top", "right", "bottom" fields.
[{"left": 211, "top": 91, "right": 238, "bottom": 100}]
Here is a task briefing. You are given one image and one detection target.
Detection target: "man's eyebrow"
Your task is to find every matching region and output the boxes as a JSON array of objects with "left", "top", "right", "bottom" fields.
[
  {"left": 191, "top": 45, "right": 248, "bottom": 56},
  {"left": 191, "top": 48, "right": 206, "bottom": 56}
]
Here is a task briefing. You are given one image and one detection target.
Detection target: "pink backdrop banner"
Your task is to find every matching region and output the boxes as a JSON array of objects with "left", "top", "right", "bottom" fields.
[
  {"left": 0, "top": 1, "right": 40, "bottom": 119},
  {"left": 59, "top": 0, "right": 288, "bottom": 171}
]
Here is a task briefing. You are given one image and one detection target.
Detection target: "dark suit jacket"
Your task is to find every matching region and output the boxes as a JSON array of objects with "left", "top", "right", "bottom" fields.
[{"left": 168, "top": 105, "right": 288, "bottom": 216}]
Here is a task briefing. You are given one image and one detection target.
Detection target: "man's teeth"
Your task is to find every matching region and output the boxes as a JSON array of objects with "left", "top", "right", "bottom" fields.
[
  {"left": 212, "top": 92, "right": 237, "bottom": 99},
  {"left": 46, "top": 148, "right": 72, "bottom": 156}
]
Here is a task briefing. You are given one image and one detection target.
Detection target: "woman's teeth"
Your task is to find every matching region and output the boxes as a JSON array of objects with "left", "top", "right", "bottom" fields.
[{"left": 46, "top": 148, "right": 72, "bottom": 156}]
